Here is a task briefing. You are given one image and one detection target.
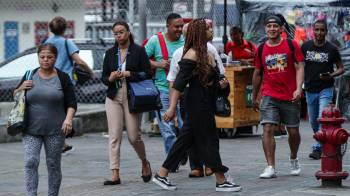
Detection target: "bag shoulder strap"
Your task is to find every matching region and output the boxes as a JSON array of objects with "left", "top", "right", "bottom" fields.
[
  {"left": 65, "top": 39, "right": 74, "bottom": 67},
  {"left": 142, "top": 38, "right": 149, "bottom": 47},
  {"left": 286, "top": 38, "right": 296, "bottom": 62},
  {"left": 25, "top": 69, "right": 34, "bottom": 80},
  {"left": 157, "top": 32, "right": 170, "bottom": 75},
  {"left": 258, "top": 42, "right": 265, "bottom": 76},
  {"left": 157, "top": 32, "right": 168, "bottom": 60},
  {"left": 287, "top": 38, "right": 295, "bottom": 52},
  {"left": 41, "top": 37, "right": 48, "bottom": 44}
]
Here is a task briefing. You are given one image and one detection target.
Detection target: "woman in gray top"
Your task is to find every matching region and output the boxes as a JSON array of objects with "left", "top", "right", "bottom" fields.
[{"left": 14, "top": 43, "right": 77, "bottom": 196}]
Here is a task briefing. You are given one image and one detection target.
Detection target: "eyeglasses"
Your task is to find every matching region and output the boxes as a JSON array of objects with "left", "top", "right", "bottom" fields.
[{"left": 113, "top": 31, "right": 126, "bottom": 36}]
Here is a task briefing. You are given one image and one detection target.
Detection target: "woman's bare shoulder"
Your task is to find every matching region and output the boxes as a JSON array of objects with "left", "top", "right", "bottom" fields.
[
  {"left": 183, "top": 49, "right": 197, "bottom": 61},
  {"left": 208, "top": 53, "right": 216, "bottom": 66}
]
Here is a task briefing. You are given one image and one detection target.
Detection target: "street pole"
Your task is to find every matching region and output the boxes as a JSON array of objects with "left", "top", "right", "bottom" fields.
[
  {"left": 223, "top": 0, "right": 228, "bottom": 54},
  {"left": 129, "top": 0, "right": 134, "bottom": 32},
  {"left": 235, "top": 0, "right": 242, "bottom": 28},
  {"left": 138, "top": 0, "right": 147, "bottom": 44},
  {"left": 193, "top": 0, "right": 198, "bottom": 18},
  {"left": 137, "top": 0, "right": 151, "bottom": 129}
]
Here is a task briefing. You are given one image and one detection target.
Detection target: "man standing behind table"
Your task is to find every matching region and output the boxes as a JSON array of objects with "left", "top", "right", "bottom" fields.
[
  {"left": 144, "top": 13, "right": 184, "bottom": 155},
  {"left": 301, "top": 19, "right": 344, "bottom": 160},
  {"left": 252, "top": 15, "right": 305, "bottom": 179},
  {"left": 225, "top": 26, "right": 256, "bottom": 66}
]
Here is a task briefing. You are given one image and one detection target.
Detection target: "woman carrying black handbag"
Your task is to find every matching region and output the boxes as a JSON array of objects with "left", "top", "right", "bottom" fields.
[{"left": 101, "top": 20, "right": 152, "bottom": 185}]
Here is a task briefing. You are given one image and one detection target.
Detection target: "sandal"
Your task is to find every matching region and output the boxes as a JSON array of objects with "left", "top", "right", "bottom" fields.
[
  {"left": 188, "top": 169, "right": 204, "bottom": 178},
  {"left": 205, "top": 167, "right": 214, "bottom": 176}
]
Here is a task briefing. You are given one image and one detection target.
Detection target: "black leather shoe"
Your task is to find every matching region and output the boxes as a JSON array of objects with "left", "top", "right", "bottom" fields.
[
  {"left": 141, "top": 161, "right": 152, "bottom": 183},
  {"left": 103, "top": 179, "right": 121, "bottom": 185}
]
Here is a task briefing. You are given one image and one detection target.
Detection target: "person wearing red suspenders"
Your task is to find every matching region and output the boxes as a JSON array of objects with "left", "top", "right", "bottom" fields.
[{"left": 144, "top": 13, "right": 185, "bottom": 158}]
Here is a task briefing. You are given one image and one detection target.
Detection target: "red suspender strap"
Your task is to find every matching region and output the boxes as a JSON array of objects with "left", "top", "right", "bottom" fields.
[{"left": 157, "top": 32, "right": 169, "bottom": 75}]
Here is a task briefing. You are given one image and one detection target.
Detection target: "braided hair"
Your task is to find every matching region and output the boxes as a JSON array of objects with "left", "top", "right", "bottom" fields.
[{"left": 183, "top": 19, "right": 211, "bottom": 86}]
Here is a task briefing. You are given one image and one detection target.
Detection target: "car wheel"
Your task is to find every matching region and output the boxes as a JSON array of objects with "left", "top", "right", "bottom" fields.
[
  {"left": 237, "top": 126, "right": 253, "bottom": 135},
  {"left": 217, "top": 128, "right": 238, "bottom": 138}
]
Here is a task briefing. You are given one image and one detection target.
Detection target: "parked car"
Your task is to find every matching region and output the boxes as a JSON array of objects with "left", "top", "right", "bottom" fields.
[{"left": 0, "top": 42, "right": 112, "bottom": 103}]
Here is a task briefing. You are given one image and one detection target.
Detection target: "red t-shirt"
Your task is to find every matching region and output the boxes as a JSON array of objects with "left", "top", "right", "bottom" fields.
[
  {"left": 255, "top": 39, "right": 304, "bottom": 101},
  {"left": 225, "top": 40, "right": 256, "bottom": 60}
]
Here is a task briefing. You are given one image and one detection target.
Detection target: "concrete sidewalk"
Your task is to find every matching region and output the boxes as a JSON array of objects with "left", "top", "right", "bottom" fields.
[
  {"left": 0, "top": 103, "right": 152, "bottom": 143},
  {"left": 0, "top": 103, "right": 108, "bottom": 143},
  {"left": 0, "top": 120, "right": 349, "bottom": 196}
]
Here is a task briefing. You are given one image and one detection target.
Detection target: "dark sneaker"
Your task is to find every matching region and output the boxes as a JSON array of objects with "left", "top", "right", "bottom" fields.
[
  {"left": 62, "top": 145, "right": 74, "bottom": 155},
  {"left": 309, "top": 149, "right": 321, "bottom": 160},
  {"left": 280, "top": 129, "right": 288, "bottom": 137},
  {"left": 216, "top": 181, "right": 242, "bottom": 192},
  {"left": 152, "top": 173, "right": 176, "bottom": 191},
  {"left": 274, "top": 131, "right": 282, "bottom": 139}
]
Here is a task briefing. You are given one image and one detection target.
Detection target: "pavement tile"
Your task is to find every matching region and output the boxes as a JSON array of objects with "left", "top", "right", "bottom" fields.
[{"left": 0, "top": 121, "right": 349, "bottom": 195}]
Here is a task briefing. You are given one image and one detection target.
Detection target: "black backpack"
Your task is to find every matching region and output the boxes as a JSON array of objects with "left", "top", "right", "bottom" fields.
[{"left": 257, "top": 39, "right": 295, "bottom": 76}]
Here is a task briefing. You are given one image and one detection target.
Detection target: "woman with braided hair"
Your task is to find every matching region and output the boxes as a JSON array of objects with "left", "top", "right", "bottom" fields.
[{"left": 152, "top": 19, "right": 242, "bottom": 192}]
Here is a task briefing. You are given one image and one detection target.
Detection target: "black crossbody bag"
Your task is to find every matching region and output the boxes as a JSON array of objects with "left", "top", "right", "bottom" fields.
[{"left": 65, "top": 40, "right": 91, "bottom": 85}]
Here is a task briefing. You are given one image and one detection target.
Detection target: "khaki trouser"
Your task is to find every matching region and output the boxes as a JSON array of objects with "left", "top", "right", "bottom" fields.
[{"left": 105, "top": 80, "right": 146, "bottom": 170}]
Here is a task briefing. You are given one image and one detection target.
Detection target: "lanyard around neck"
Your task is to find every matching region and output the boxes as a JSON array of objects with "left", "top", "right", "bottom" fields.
[{"left": 117, "top": 47, "right": 128, "bottom": 71}]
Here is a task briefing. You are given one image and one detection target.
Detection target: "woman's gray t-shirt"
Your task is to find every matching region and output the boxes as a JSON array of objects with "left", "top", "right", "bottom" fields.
[{"left": 26, "top": 72, "right": 66, "bottom": 135}]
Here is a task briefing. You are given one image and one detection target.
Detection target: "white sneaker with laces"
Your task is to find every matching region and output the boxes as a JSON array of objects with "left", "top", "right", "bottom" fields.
[
  {"left": 259, "top": 166, "right": 276, "bottom": 179},
  {"left": 216, "top": 174, "right": 242, "bottom": 192},
  {"left": 216, "top": 181, "right": 242, "bottom": 192},
  {"left": 290, "top": 158, "right": 301, "bottom": 176},
  {"left": 152, "top": 173, "right": 176, "bottom": 191}
]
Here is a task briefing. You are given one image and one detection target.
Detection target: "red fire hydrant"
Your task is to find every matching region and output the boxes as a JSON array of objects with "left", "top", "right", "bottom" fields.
[{"left": 314, "top": 104, "right": 349, "bottom": 186}]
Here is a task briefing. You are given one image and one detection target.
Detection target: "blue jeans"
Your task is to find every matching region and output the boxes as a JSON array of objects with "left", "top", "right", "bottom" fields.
[
  {"left": 305, "top": 87, "right": 334, "bottom": 150},
  {"left": 157, "top": 90, "right": 183, "bottom": 154}
]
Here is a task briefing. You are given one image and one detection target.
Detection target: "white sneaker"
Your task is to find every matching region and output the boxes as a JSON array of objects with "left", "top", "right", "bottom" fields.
[
  {"left": 290, "top": 158, "right": 301, "bottom": 176},
  {"left": 216, "top": 174, "right": 242, "bottom": 192},
  {"left": 259, "top": 166, "right": 276, "bottom": 179},
  {"left": 216, "top": 181, "right": 242, "bottom": 192},
  {"left": 152, "top": 173, "right": 177, "bottom": 191}
]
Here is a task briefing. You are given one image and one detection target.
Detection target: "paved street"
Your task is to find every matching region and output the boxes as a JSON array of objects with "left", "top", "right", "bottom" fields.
[{"left": 0, "top": 120, "right": 350, "bottom": 196}]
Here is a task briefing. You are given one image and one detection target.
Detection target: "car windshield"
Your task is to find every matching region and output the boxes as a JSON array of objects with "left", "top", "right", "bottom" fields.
[
  {"left": 0, "top": 53, "right": 39, "bottom": 79},
  {"left": 0, "top": 50, "right": 93, "bottom": 79}
]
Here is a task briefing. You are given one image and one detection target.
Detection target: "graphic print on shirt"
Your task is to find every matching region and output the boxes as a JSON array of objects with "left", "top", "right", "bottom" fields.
[
  {"left": 265, "top": 53, "right": 287, "bottom": 74},
  {"left": 305, "top": 51, "right": 329, "bottom": 63}
]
